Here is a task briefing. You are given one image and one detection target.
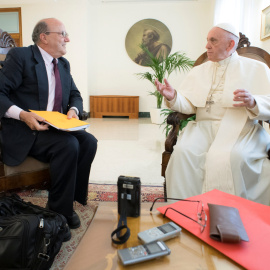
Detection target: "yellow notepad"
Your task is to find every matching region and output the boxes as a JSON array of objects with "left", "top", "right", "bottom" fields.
[{"left": 30, "top": 110, "right": 90, "bottom": 131}]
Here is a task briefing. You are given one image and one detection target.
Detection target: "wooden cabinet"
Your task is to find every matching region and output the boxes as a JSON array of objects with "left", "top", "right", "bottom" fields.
[{"left": 90, "top": 95, "right": 139, "bottom": 119}]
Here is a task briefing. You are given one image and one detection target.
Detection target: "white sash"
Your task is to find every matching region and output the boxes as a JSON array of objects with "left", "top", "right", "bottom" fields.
[{"left": 203, "top": 108, "right": 247, "bottom": 194}]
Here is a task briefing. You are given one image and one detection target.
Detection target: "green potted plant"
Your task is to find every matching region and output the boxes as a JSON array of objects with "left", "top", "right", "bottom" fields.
[{"left": 136, "top": 43, "right": 194, "bottom": 124}]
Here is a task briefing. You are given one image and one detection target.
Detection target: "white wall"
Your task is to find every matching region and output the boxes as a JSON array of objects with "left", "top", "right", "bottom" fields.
[
  {"left": 0, "top": 0, "right": 215, "bottom": 112},
  {"left": 254, "top": 0, "right": 270, "bottom": 51},
  {"left": 87, "top": 0, "right": 216, "bottom": 112},
  {"left": 3, "top": 0, "right": 270, "bottom": 112}
]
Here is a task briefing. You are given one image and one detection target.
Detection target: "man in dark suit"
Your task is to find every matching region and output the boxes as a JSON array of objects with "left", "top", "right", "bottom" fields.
[{"left": 0, "top": 18, "right": 97, "bottom": 230}]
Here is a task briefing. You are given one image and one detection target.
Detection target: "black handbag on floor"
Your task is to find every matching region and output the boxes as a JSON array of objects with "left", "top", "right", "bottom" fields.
[{"left": 0, "top": 194, "right": 69, "bottom": 270}]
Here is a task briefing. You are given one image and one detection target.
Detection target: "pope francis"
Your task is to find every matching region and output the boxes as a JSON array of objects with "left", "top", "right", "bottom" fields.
[{"left": 155, "top": 23, "right": 270, "bottom": 205}]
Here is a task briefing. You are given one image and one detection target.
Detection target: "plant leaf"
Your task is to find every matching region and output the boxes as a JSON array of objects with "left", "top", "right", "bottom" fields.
[{"left": 135, "top": 43, "right": 195, "bottom": 121}]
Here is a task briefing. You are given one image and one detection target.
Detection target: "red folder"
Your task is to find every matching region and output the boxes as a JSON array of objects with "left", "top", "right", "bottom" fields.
[{"left": 157, "top": 189, "right": 270, "bottom": 270}]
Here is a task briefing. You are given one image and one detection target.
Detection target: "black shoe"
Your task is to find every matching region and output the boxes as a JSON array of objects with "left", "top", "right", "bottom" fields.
[
  {"left": 45, "top": 202, "right": 81, "bottom": 229},
  {"left": 64, "top": 210, "right": 81, "bottom": 229},
  {"left": 63, "top": 224, "right": 72, "bottom": 242}
]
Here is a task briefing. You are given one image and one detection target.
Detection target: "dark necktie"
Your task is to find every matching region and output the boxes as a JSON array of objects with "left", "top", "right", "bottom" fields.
[{"left": 52, "top": 58, "right": 62, "bottom": 112}]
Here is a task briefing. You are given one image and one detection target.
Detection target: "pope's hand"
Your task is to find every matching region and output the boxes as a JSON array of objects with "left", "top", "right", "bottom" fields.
[
  {"left": 233, "top": 89, "right": 256, "bottom": 109},
  {"left": 155, "top": 78, "right": 175, "bottom": 101}
]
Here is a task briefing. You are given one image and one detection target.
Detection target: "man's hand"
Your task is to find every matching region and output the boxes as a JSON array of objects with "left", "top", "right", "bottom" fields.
[
  {"left": 233, "top": 89, "right": 256, "bottom": 109},
  {"left": 67, "top": 109, "right": 79, "bottom": 119},
  {"left": 155, "top": 78, "right": 176, "bottom": 101},
  {"left": 19, "top": 111, "right": 49, "bottom": 131}
]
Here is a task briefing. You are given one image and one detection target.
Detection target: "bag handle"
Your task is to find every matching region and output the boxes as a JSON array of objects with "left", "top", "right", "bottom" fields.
[
  {"left": 111, "top": 192, "right": 130, "bottom": 244},
  {"left": 0, "top": 201, "right": 18, "bottom": 216}
]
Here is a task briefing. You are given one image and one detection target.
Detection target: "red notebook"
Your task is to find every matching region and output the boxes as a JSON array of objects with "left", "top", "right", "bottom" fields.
[{"left": 157, "top": 189, "right": 270, "bottom": 270}]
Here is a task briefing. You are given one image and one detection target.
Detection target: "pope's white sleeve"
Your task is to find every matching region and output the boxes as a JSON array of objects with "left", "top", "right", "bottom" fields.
[
  {"left": 164, "top": 91, "right": 196, "bottom": 114},
  {"left": 246, "top": 95, "right": 270, "bottom": 121}
]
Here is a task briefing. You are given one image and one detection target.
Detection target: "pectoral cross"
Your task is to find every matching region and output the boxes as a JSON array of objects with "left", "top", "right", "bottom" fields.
[{"left": 206, "top": 100, "right": 214, "bottom": 112}]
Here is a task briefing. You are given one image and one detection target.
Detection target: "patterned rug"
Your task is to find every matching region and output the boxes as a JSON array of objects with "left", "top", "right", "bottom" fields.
[{"left": 19, "top": 183, "right": 164, "bottom": 270}]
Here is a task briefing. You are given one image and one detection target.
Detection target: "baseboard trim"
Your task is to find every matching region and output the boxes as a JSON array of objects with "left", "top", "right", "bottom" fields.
[
  {"left": 139, "top": 112, "right": 150, "bottom": 118},
  {"left": 87, "top": 112, "right": 150, "bottom": 118}
]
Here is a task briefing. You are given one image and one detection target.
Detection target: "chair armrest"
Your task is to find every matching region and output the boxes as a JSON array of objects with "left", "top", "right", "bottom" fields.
[
  {"left": 165, "top": 112, "right": 194, "bottom": 153},
  {"left": 81, "top": 110, "right": 88, "bottom": 120}
]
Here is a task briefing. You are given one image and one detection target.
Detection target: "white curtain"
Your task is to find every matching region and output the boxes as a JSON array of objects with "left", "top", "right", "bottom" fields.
[{"left": 214, "top": 0, "right": 254, "bottom": 39}]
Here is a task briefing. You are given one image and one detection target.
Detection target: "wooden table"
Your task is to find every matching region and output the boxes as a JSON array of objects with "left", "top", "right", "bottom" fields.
[
  {"left": 90, "top": 95, "right": 139, "bottom": 119},
  {"left": 64, "top": 202, "right": 243, "bottom": 270}
]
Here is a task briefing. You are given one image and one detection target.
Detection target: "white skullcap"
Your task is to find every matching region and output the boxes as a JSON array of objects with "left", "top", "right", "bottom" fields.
[{"left": 215, "top": 23, "right": 239, "bottom": 38}]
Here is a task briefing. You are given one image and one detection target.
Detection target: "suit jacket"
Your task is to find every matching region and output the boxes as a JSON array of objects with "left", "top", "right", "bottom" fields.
[{"left": 0, "top": 45, "right": 84, "bottom": 166}]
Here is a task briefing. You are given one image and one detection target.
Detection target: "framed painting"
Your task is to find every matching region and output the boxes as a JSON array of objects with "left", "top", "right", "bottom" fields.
[
  {"left": 261, "top": 5, "right": 270, "bottom": 40},
  {"left": 0, "top": 8, "right": 22, "bottom": 46},
  {"left": 125, "top": 18, "right": 172, "bottom": 66}
]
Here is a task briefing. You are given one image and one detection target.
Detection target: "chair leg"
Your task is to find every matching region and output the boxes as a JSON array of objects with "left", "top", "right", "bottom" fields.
[{"left": 163, "top": 179, "right": 167, "bottom": 202}]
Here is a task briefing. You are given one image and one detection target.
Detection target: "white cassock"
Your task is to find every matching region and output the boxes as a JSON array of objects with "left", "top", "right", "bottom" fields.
[{"left": 165, "top": 51, "right": 270, "bottom": 205}]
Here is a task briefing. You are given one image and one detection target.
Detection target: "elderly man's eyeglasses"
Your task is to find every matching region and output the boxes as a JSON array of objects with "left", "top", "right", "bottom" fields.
[
  {"left": 150, "top": 197, "right": 207, "bottom": 233},
  {"left": 45, "top": 31, "right": 69, "bottom": 38}
]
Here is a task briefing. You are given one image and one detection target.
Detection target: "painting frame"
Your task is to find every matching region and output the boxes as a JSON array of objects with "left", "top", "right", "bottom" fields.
[
  {"left": 261, "top": 5, "right": 270, "bottom": 40},
  {"left": 125, "top": 18, "right": 172, "bottom": 67}
]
